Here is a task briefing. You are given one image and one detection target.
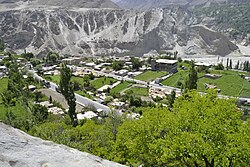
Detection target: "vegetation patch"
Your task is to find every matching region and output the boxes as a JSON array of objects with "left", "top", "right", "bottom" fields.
[
  {"left": 134, "top": 70, "right": 167, "bottom": 82},
  {"left": 126, "top": 87, "right": 149, "bottom": 97},
  {"left": 162, "top": 69, "right": 250, "bottom": 97},
  {"left": 91, "top": 77, "right": 116, "bottom": 89},
  {"left": 110, "top": 81, "right": 132, "bottom": 94}
]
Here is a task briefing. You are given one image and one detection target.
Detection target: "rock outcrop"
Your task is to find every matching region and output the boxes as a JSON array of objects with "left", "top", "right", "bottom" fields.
[
  {"left": 0, "top": 7, "right": 239, "bottom": 57},
  {"left": 0, "top": 123, "right": 126, "bottom": 167}
]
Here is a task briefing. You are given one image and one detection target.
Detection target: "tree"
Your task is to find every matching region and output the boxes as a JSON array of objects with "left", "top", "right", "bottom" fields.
[
  {"left": 234, "top": 60, "right": 239, "bottom": 69},
  {"left": 229, "top": 59, "right": 233, "bottom": 69},
  {"left": 131, "top": 57, "right": 142, "bottom": 70},
  {"left": 46, "top": 52, "right": 59, "bottom": 64},
  {"left": 34, "top": 91, "right": 42, "bottom": 103},
  {"left": 184, "top": 61, "right": 198, "bottom": 90},
  {"left": 0, "top": 38, "right": 5, "bottom": 51},
  {"left": 31, "top": 104, "right": 48, "bottom": 123},
  {"left": 112, "top": 61, "right": 123, "bottom": 71},
  {"left": 214, "top": 63, "right": 224, "bottom": 70},
  {"left": 168, "top": 90, "right": 176, "bottom": 108},
  {"left": 114, "top": 91, "right": 250, "bottom": 166},
  {"left": 21, "top": 52, "right": 34, "bottom": 61},
  {"left": 59, "top": 63, "right": 77, "bottom": 126}
]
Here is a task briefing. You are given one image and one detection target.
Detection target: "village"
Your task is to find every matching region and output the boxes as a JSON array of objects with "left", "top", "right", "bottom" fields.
[{"left": 0, "top": 51, "right": 250, "bottom": 122}]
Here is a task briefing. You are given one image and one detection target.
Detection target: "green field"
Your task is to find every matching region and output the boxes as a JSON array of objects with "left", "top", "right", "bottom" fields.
[
  {"left": 91, "top": 77, "right": 116, "bottom": 89},
  {"left": 111, "top": 81, "right": 132, "bottom": 94},
  {"left": 161, "top": 70, "right": 250, "bottom": 97},
  {"left": 134, "top": 70, "right": 168, "bottom": 82},
  {"left": 161, "top": 70, "right": 188, "bottom": 87},
  {"left": 125, "top": 87, "right": 149, "bottom": 97}
]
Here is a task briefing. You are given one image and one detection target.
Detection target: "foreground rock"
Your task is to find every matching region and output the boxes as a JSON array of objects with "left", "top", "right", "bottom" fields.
[{"left": 0, "top": 123, "right": 126, "bottom": 167}]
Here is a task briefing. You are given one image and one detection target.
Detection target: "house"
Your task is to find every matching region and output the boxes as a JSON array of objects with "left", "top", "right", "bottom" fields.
[
  {"left": 245, "top": 76, "right": 250, "bottom": 82},
  {"left": 28, "top": 85, "right": 36, "bottom": 91},
  {"left": 195, "top": 62, "right": 212, "bottom": 67},
  {"left": 39, "top": 101, "right": 53, "bottom": 108},
  {"left": 62, "top": 57, "right": 82, "bottom": 65},
  {"left": 115, "top": 69, "right": 128, "bottom": 76},
  {"left": 151, "top": 59, "right": 178, "bottom": 73},
  {"left": 77, "top": 111, "right": 98, "bottom": 120},
  {"left": 0, "top": 66, "right": 7, "bottom": 73},
  {"left": 48, "top": 107, "right": 64, "bottom": 115},
  {"left": 97, "top": 85, "right": 112, "bottom": 93},
  {"left": 204, "top": 74, "right": 222, "bottom": 79}
]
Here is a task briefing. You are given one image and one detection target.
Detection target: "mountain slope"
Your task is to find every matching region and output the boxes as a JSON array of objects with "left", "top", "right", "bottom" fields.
[
  {"left": 32, "top": 0, "right": 120, "bottom": 8},
  {"left": 0, "top": 123, "right": 126, "bottom": 167},
  {"left": 115, "top": 0, "right": 250, "bottom": 9},
  {"left": 0, "top": 0, "right": 120, "bottom": 9},
  {"left": 0, "top": 7, "right": 238, "bottom": 56}
]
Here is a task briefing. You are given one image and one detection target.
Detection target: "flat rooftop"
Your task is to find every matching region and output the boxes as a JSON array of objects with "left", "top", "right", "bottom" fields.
[{"left": 156, "top": 59, "right": 178, "bottom": 64}]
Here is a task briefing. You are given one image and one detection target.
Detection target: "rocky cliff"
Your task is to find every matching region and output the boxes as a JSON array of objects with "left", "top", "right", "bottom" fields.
[
  {"left": 0, "top": 123, "right": 126, "bottom": 167},
  {"left": 0, "top": 6, "right": 239, "bottom": 57}
]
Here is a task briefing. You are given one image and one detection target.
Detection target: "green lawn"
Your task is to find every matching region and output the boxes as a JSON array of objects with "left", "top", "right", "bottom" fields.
[
  {"left": 91, "top": 77, "right": 116, "bottom": 89},
  {"left": 161, "top": 70, "right": 188, "bottom": 87},
  {"left": 161, "top": 69, "right": 250, "bottom": 97},
  {"left": 111, "top": 81, "right": 132, "bottom": 94},
  {"left": 126, "top": 87, "right": 149, "bottom": 97},
  {"left": 197, "top": 74, "right": 250, "bottom": 97},
  {"left": 134, "top": 70, "right": 168, "bottom": 82}
]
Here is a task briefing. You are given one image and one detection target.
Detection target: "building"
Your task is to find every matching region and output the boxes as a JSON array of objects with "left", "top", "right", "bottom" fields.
[
  {"left": 62, "top": 57, "right": 82, "bottom": 65},
  {"left": 0, "top": 66, "right": 7, "bottom": 73},
  {"left": 115, "top": 69, "right": 129, "bottom": 76},
  {"left": 77, "top": 111, "right": 98, "bottom": 120},
  {"left": 151, "top": 59, "right": 178, "bottom": 73}
]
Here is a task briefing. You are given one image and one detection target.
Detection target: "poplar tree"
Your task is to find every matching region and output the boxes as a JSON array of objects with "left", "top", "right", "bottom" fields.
[{"left": 59, "top": 63, "right": 77, "bottom": 126}]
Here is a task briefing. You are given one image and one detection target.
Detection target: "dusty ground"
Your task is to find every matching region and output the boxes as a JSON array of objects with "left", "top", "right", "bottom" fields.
[{"left": 39, "top": 89, "right": 84, "bottom": 113}]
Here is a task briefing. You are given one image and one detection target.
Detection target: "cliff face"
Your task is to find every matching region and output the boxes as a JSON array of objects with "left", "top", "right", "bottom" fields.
[
  {"left": 0, "top": 123, "right": 126, "bottom": 167},
  {"left": 0, "top": 7, "right": 238, "bottom": 57}
]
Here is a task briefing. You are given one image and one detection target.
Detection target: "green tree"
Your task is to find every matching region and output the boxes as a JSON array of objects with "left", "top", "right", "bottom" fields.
[
  {"left": 112, "top": 61, "right": 123, "bottom": 71},
  {"left": 59, "top": 63, "right": 77, "bottom": 126},
  {"left": 167, "top": 90, "right": 176, "bottom": 108},
  {"left": 184, "top": 61, "right": 198, "bottom": 90},
  {"left": 114, "top": 91, "right": 250, "bottom": 166},
  {"left": 131, "top": 57, "right": 142, "bottom": 70},
  {"left": 31, "top": 104, "right": 48, "bottom": 123},
  {"left": 46, "top": 52, "right": 59, "bottom": 64},
  {"left": 21, "top": 52, "right": 34, "bottom": 61},
  {"left": 0, "top": 38, "right": 5, "bottom": 51}
]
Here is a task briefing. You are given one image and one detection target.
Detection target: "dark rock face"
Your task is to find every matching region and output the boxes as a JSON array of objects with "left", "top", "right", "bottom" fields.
[
  {"left": 0, "top": 123, "right": 126, "bottom": 167},
  {"left": 0, "top": 7, "right": 238, "bottom": 56}
]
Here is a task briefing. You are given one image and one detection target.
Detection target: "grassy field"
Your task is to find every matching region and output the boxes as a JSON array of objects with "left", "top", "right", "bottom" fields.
[
  {"left": 161, "top": 69, "right": 250, "bottom": 97},
  {"left": 134, "top": 70, "right": 168, "bottom": 82},
  {"left": 125, "top": 87, "right": 149, "bottom": 97},
  {"left": 161, "top": 70, "right": 188, "bottom": 87},
  {"left": 111, "top": 81, "right": 132, "bottom": 94},
  {"left": 91, "top": 77, "right": 116, "bottom": 89}
]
